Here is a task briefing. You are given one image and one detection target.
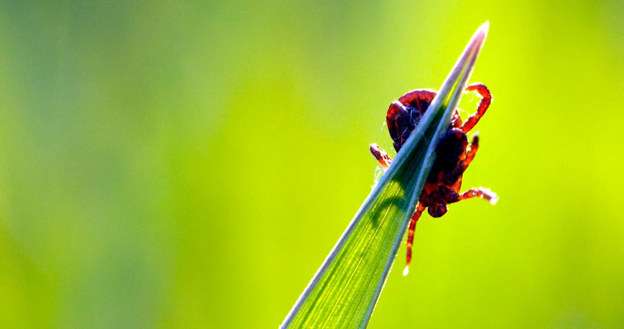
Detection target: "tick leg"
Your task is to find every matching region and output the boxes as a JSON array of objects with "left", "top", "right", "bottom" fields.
[
  {"left": 460, "top": 134, "right": 479, "bottom": 172},
  {"left": 458, "top": 187, "right": 498, "bottom": 205},
  {"left": 369, "top": 143, "right": 393, "bottom": 168},
  {"left": 450, "top": 110, "right": 463, "bottom": 129},
  {"left": 386, "top": 101, "right": 410, "bottom": 152},
  {"left": 461, "top": 83, "right": 492, "bottom": 133},
  {"left": 390, "top": 90, "right": 437, "bottom": 152},
  {"left": 404, "top": 202, "right": 425, "bottom": 276}
]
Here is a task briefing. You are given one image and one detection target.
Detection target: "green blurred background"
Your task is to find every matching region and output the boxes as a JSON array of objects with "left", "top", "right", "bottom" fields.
[{"left": 0, "top": 0, "right": 623, "bottom": 328}]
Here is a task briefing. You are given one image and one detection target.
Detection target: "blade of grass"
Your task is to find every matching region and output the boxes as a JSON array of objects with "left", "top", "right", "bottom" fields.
[{"left": 280, "top": 22, "right": 490, "bottom": 329}]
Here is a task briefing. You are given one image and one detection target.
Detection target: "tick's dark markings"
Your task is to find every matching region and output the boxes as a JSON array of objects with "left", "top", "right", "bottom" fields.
[{"left": 370, "top": 83, "right": 498, "bottom": 276}]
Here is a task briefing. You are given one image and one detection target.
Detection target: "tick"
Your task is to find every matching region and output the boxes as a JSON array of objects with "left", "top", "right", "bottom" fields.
[{"left": 369, "top": 83, "right": 498, "bottom": 275}]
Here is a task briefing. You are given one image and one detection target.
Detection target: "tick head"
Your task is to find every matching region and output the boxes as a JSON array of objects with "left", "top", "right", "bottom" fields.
[{"left": 428, "top": 203, "right": 448, "bottom": 218}]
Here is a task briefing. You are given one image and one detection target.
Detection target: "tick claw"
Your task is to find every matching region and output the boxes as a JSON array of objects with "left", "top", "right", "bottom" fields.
[
  {"left": 490, "top": 193, "right": 499, "bottom": 205},
  {"left": 481, "top": 187, "right": 498, "bottom": 205},
  {"left": 403, "top": 265, "right": 410, "bottom": 276}
]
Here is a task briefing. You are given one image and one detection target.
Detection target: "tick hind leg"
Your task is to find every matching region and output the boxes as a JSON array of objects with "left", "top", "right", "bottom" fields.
[
  {"left": 461, "top": 83, "right": 492, "bottom": 133},
  {"left": 403, "top": 202, "right": 425, "bottom": 276},
  {"left": 440, "top": 133, "right": 497, "bottom": 206},
  {"left": 458, "top": 187, "right": 498, "bottom": 205},
  {"left": 440, "top": 184, "right": 498, "bottom": 206}
]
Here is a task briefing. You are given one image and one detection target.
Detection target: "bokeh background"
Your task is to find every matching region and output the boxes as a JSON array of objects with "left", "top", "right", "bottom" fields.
[{"left": 0, "top": 0, "right": 623, "bottom": 328}]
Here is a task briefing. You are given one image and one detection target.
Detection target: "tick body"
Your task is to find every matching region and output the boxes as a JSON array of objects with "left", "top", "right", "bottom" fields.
[{"left": 370, "top": 83, "right": 497, "bottom": 275}]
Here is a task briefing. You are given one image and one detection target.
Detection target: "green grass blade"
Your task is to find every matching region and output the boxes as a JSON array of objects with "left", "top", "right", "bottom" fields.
[{"left": 280, "top": 22, "right": 489, "bottom": 329}]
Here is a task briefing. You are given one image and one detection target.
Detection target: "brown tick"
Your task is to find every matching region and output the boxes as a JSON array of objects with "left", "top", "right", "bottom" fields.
[{"left": 369, "top": 83, "right": 498, "bottom": 275}]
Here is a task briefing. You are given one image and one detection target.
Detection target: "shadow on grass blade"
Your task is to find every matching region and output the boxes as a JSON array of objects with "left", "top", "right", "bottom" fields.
[{"left": 280, "top": 22, "right": 490, "bottom": 329}]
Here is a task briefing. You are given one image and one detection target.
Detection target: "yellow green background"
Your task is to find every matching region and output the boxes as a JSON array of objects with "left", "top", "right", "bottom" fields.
[{"left": 0, "top": 1, "right": 623, "bottom": 328}]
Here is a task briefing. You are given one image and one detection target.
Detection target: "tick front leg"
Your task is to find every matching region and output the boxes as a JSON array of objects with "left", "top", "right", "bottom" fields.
[
  {"left": 369, "top": 143, "right": 393, "bottom": 168},
  {"left": 459, "top": 187, "right": 498, "bottom": 205},
  {"left": 386, "top": 101, "right": 410, "bottom": 152},
  {"left": 404, "top": 202, "right": 425, "bottom": 276},
  {"left": 461, "top": 83, "right": 492, "bottom": 133}
]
